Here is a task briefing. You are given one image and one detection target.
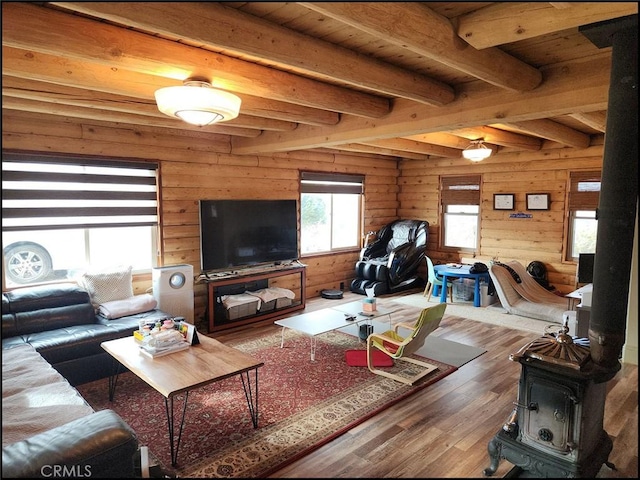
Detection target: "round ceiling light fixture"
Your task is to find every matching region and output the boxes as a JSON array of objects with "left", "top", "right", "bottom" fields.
[
  {"left": 462, "top": 139, "right": 493, "bottom": 162},
  {"left": 154, "top": 79, "right": 241, "bottom": 126}
]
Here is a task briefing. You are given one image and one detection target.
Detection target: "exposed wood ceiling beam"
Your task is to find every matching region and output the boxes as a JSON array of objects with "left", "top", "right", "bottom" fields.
[
  {"left": 448, "top": 126, "right": 542, "bottom": 150},
  {"left": 300, "top": 2, "right": 542, "bottom": 92},
  {"left": 2, "top": 2, "right": 390, "bottom": 118},
  {"left": 231, "top": 56, "right": 610, "bottom": 154},
  {"left": 327, "top": 144, "right": 425, "bottom": 160},
  {"left": 569, "top": 111, "right": 607, "bottom": 133},
  {"left": 3, "top": 107, "right": 236, "bottom": 144},
  {"left": 2, "top": 74, "right": 158, "bottom": 110},
  {"left": 359, "top": 138, "right": 462, "bottom": 158},
  {"left": 52, "top": 2, "right": 455, "bottom": 107},
  {"left": 495, "top": 119, "right": 591, "bottom": 148},
  {"left": 457, "top": 2, "right": 638, "bottom": 49},
  {"left": 1, "top": 47, "right": 340, "bottom": 127},
  {"left": 1, "top": 96, "right": 262, "bottom": 137},
  {"left": 1, "top": 76, "right": 297, "bottom": 132},
  {"left": 403, "top": 133, "right": 472, "bottom": 150}
]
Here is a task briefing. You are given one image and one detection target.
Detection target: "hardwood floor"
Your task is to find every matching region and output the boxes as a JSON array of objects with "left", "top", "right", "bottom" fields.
[{"left": 209, "top": 290, "right": 638, "bottom": 478}]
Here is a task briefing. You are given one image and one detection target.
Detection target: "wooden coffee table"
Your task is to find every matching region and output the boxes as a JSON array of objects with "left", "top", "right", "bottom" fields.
[
  {"left": 274, "top": 300, "right": 398, "bottom": 361},
  {"left": 101, "top": 335, "right": 263, "bottom": 466}
]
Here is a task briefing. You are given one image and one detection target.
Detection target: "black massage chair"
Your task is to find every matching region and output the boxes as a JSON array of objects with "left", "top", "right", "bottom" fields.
[{"left": 350, "top": 219, "right": 428, "bottom": 297}]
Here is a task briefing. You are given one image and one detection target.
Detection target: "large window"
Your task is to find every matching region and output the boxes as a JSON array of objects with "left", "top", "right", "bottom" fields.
[
  {"left": 440, "top": 175, "right": 481, "bottom": 250},
  {"left": 566, "top": 170, "right": 601, "bottom": 261},
  {"left": 300, "top": 172, "right": 363, "bottom": 255},
  {"left": 2, "top": 153, "right": 159, "bottom": 287}
]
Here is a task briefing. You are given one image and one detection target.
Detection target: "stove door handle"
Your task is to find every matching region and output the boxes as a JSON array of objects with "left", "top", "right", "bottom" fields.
[{"left": 514, "top": 401, "right": 538, "bottom": 411}]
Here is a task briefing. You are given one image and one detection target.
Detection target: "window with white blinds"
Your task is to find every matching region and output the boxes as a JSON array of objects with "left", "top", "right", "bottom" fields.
[
  {"left": 2, "top": 154, "right": 158, "bottom": 231},
  {"left": 2, "top": 153, "right": 159, "bottom": 287}
]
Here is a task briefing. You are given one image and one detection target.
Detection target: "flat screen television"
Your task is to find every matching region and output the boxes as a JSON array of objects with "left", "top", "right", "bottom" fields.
[{"left": 199, "top": 199, "right": 298, "bottom": 272}]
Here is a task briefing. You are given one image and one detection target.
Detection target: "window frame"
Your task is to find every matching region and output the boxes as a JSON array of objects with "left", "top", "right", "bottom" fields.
[
  {"left": 2, "top": 152, "right": 160, "bottom": 287},
  {"left": 564, "top": 170, "right": 601, "bottom": 262},
  {"left": 439, "top": 175, "right": 482, "bottom": 252},
  {"left": 299, "top": 172, "right": 364, "bottom": 257}
]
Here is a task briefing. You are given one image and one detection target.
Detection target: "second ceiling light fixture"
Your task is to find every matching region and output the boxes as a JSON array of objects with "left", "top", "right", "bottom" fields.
[{"left": 462, "top": 139, "right": 493, "bottom": 162}]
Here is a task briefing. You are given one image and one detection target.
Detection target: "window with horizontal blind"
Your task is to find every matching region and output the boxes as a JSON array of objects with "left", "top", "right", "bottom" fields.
[
  {"left": 440, "top": 175, "right": 481, "bottom": 250},
  {"left": 566, "top": 170, "right": 601, "bottom": 261},
  {"left": 2, "top": 153, "right": 159, "bottom": 286},
  {"left": 300, "top": 172, "right": 364, "bottom": 255}
]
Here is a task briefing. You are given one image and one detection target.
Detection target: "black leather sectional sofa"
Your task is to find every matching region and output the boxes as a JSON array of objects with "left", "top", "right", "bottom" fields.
[{"left": 2, "top": 282, "right": 171, "bottom": 478}]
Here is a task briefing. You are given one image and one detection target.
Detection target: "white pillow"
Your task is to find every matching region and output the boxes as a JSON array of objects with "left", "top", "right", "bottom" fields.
[{"left": 80, "top": 265, "right": 134, "bottom": 309}]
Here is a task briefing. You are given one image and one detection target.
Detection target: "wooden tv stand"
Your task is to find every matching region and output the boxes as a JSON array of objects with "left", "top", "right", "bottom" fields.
[{"left": 204, "top": 264, "right": 306, "bottom": 332}]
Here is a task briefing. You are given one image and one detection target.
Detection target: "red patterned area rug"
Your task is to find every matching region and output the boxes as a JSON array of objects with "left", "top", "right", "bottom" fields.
[{"left": 78, "top": 330, "right": 456, "bottom": 478}]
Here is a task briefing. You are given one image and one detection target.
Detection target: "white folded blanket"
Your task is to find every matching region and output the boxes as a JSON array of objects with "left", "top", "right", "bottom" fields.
[
  {"left": 2, "top": 344, "right": 95, "bottom": 447},
  {"left": 221, "top": 293, "right": 260, "bottom": 309},
  {"left": 98, "top": 294, "right": 158, "bottom": 319},
  {"left": 246, "top": 287, "right": 295, "bottom": 303}
]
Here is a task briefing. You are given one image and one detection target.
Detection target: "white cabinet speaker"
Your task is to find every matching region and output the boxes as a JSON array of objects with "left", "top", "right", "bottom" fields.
[{"left": 152, "top": 264, "right": 194, "bottom": 323}]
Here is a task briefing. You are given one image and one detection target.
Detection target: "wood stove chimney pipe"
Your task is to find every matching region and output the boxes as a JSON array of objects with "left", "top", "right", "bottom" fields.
[{"left": 579, "top": 15, "right": 638, "bottom": 371}]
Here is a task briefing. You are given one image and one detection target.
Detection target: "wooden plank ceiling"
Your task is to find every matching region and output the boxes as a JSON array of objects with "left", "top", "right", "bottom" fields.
[{"left": 2, "top": 2, "right": 637, "bottom": 160}]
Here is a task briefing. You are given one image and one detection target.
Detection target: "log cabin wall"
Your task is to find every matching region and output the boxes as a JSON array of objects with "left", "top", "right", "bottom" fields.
[
  {"left": 399, "top": 140, "right": 604, "bottom": 294},
  {"left": 2, "top": 110, "right": 399, "bottom": 330},
  {"left": 2, "top": 110, "right": 605, "bottom": 329}
]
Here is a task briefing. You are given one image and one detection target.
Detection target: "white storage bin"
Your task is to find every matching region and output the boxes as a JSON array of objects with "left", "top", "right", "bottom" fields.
[
  {"left": 258, "top": 299, "right": 276, "bottom": 312},
  {"left": 480, "top": 283, "right": 497, "bottom": 306},
  {"left": 246, "top": 288, "right": 294, "bottom": 312},
  {"left": 222, "top": 293, "right": 259, "bottom": 320},
  {"left": 276, "top": 297, "right": 293, "bottom": 308}
]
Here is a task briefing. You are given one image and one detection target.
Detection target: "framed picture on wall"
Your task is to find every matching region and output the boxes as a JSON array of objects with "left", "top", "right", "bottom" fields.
[
  {"left": 526, "top": 193, "right": 550, "bottom": 210},
  {"left": 494, "top": 193, "right": 515, "bottom": 210}
]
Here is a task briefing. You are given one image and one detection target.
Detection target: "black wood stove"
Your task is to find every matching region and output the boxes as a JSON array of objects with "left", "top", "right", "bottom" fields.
[
  {"left": 483, "top": 322, "right": 618, "bottom": 477},
  {"left": 484, "top": 13, "right": 637, "bottom": 478}
]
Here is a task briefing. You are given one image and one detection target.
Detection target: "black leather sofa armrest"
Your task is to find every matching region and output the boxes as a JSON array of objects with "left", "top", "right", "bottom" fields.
[{"left": 1, "top": 410, "right": 138, "bottom": 478}]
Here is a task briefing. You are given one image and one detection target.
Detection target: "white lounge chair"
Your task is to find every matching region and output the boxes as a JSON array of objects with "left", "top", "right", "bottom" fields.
[{"left": 489, "top": 260, "right": 567, "bottom": 324}]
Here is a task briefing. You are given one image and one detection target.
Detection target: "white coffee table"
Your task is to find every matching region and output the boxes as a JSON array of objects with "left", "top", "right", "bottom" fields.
[{"left": 274, "top": 300, "right": 398, "bottom": 361}]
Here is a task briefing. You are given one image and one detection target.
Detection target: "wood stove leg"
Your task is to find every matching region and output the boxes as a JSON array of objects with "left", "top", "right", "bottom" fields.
[{"left": 483, "top": 434, "right": 503, "bottom": 476}]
